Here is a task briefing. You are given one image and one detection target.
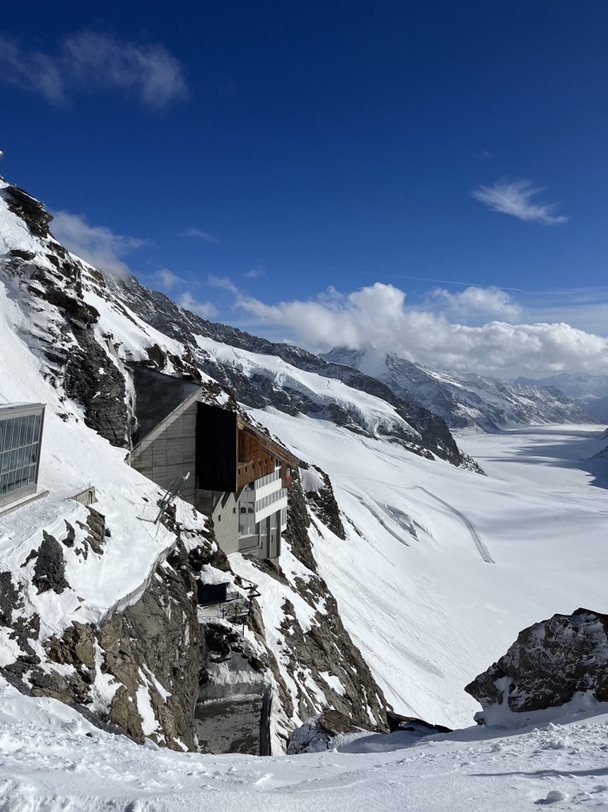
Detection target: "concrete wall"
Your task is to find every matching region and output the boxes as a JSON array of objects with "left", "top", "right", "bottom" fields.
[
  {"left": 130, "top": 392, "right": 284, "bottom": 562},
  {"left": 197, "top": 489, "right": 240, "bottom": 556},
  {"left": 130, "top": 400, "right": 197, "bottom": 506}
]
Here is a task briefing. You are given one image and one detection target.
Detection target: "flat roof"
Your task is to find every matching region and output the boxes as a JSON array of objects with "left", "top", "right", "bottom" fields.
[{"left": 0, "top": 403, "right": 45, "bottom": 419}]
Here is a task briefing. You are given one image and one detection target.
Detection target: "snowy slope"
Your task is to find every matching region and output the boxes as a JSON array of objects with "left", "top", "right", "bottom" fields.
[
  {"left": 325, "top": 347, "right": 596, "bottom": 430},
  {"left": 0, "top": 243, "right": 197, "bottom": 646},
  {"left": 2, "top": 173, "right": 608, "bottom": 767},
  {"left": 248, "top": 408, "right": 608, "bottom": 728},
  {"left": 2, "top": 673, "right": 608, "bottom": 811},
  {"left": 0, "top": 177, "right": 392, "bottom": 750}
]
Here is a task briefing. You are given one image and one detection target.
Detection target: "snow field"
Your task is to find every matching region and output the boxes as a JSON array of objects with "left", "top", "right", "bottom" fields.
[
  {"left": 249, "top": 409, "right": 608, "bottom": 729},
  {"left": 2, "top": 675, "right": 608, "bottom": 811}
]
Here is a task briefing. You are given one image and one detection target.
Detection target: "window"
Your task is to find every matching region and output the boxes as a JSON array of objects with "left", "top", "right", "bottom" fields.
[{"left": 0, "top": 405, "right": 45, "bottom": 507}]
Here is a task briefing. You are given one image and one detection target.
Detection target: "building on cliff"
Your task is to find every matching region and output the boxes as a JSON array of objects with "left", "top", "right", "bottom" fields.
[
  {"left": 128, "top": 366, "right": 297, "bottom": 560},
  {"left": 0, "top": 402, "right": 45, "bottom": 510}
]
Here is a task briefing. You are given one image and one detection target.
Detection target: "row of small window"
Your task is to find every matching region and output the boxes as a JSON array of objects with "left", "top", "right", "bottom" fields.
[
  {"left": 0, "top": 463, "right": 37, "bottom": 495},
  {"left": 0, "top": 444, "right": 40, "bottom": 475},
  {"left": 254, "top": 467, "right": 282, "bottom": 490},
  {"left": 0, "top": 414, "right": 43, "bottom": 454},
  {"left": 254, "top": 488, "right": 287, "bottom": 513}
]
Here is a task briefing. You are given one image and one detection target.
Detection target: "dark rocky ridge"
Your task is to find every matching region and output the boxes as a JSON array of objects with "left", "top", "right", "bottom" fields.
[
  {"left": 250, "top": 470, "right": 389, "bottom": 736},
  {"left": 0, "top": 178, "right": 415, "bottom": 750},
  {"left": 107, "top": 275, "right": 480, "bottom": 470},
  {"left": 1, "top": 188, "right": 129, "bottom": 446}
]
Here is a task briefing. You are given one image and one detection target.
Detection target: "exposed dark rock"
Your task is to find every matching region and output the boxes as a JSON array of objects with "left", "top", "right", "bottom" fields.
[
  {"left": 143, "top": 343, "right": 202, "bottom": 382},
  {"left": 4, "top": 246, "right": 130, "bottom": 447},
  {"left": 282, "top": 468, "right": 316, "bottom": 572},
  {"left": 64, "top": 325, "right": 128, "bottom": 447},
  {"left": 287, "top": 709, "right": 366, "bottom": 754},
  {"left": 0, "top": 571, "right": 22, "bottom": 626},
  {"left": 465, "top": 608, "right": 608, "bottom": 724},
  {"left": 304, "top": 464, "right": 346, "bottom": 540},
  {"left": 62, "top": 521, "right": 76, "bottom": 548},
  {"left": 387, "top": 711, "right": 452, "bottom": 734},
  {"left": 0, "top": 576, "right": 40, "bottom": 673},
  {"left": 76, "top": 507, "right": 107, "bottom": 555},
  {"left": 10, "top": 248, "right": 35, "bottom": 261},
  {"left": 4, "top": 185, "right": 52, "bottom": 238},
  {"left": 278, "top": 590, "right": 388, "bottom": 732},
  {"left": 33, "top": 532, "right": 69, "bottom": 594},
  {"left": 30, "top": 622, "right": 96, "bottom": 705}
]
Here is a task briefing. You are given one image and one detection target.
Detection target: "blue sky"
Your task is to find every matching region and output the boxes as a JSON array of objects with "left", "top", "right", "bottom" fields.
[{"left": 1, "top": 1, "right": 607, "bottom": 377}]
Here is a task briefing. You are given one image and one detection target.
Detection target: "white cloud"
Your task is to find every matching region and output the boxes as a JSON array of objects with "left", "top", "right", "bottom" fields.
[
  {"left": 0, "top": 32, "right": 188, "bottom": 109},
  {"left": 231, "top": 282, "right": 608, "bottom": 378},
  {"left": 0, "top": 37, "right": 66, "bottom": 104},
  {"left": 180, "top": 228, "right": 219, "bottom": 244},
  {"left": 243, "top": 265, "right": 265, "bottom": 279},
  {"left": 471, "top": 179, "right": 568, "bottom": 225},
  {"left": 51, "top": 211, "right": 148, "bottom": 278},
  {"left": 178, "top": 292, "right": 217, "bottom": 319},
  {"left": 207, "top": 275, "right": 238, "bottom": 294},
  {"left": 149, "top": 268, "right": 183, "bottom": 290},
  {"left": 432, "top": 286, "right": 522, "bottom": 321}
]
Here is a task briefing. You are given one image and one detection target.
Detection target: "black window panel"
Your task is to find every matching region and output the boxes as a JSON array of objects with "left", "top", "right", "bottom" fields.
[{"left": 196, "top": 403, "right": 237, "bottom": 491}]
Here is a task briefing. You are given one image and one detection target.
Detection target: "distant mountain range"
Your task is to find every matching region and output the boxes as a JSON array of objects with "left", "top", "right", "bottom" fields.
[
  {"left": 517, "top": 373, "right": 608, "bottom": 423},
  {"left": 322, "top": 347, "right": 597, "bottom": 431}
]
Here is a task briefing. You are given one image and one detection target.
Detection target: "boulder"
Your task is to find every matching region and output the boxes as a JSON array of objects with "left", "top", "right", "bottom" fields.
[
  {"left": 465, "top": 608, "right": 608, "bottom": 725},
  {"left": 287, "top": 709, "right": 365, "bottom": 754}
]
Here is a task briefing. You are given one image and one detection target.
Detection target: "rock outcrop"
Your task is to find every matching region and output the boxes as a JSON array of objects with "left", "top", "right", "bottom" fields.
[
  {"left": 465, "top": 608, "right": 608, "bottom": 726},
  {"left": 287, "top": 709, "right": 365, "bottom": 753}
]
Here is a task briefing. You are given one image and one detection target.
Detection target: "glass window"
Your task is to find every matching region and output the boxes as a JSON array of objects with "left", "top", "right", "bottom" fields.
[{"left": 0, "top": 408, "right": 44, "bottom": 502}]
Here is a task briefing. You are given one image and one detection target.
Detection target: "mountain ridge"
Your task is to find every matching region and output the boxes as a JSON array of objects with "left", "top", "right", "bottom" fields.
[{"left": 323, "top": 346, "right": 596, "bottom": 431}]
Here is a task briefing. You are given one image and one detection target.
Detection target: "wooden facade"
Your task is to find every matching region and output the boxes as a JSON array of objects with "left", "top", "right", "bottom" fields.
[
  {"left": 196, "top": 402, "right": 297, "bottom": 493},
  {"left": 237, "top": 428, "right": 281, "bottom": 489}
]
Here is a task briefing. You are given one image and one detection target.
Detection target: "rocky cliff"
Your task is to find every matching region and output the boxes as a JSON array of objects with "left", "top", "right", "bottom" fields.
[
  {"left": 106, "top": 275, "right": 480, "bottom": 470},
  {"left": 0, "top": 176, "right": 391, "bottom": 753},
  {"left": 465, "top": 608, "right": 608, "bottom": 727}
]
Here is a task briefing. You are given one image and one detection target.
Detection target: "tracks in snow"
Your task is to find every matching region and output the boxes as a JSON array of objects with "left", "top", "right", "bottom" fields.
[{"left": 412, "top": 487, "right": 495, "bottom": 564}]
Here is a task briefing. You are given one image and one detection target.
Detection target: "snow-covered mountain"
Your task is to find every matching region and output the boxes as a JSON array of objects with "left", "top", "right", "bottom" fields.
[
  {"left": 518, "top": 372, "right": 608, "bottom": 422},
  {"left": 2, "top": 173, "right": 608, "bottom": 803},
  {"left": 324, "top": 346, "right": 596, "bottom": 431},
  {"left": 0, "top": 178, "right": 392, "bottom": 752},
  {"left": 104, "top": 274, "right": 478, "bottom": 470}
]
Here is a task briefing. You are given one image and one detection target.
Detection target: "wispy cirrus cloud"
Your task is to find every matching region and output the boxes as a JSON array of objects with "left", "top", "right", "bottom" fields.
[
  {"left": 471, "top": 179, "right": 568, "bottom": 225},
  {"left": 0, "top": 37, "right": 65, "bottom": 103},
  {"left": 180, "top": 228, "right": 220, "bottom": 244},
  {"left": 50, "top": 211, "right": 149, "bottom": 278},
  {"left": 178, "top": 292, "right": 217, "bottom": 319},
  {"left": 0, "top": 31, "right": 188, "bottom": 109},
  {"left": 243, "top": 265, "right": 265, "bottom": 280},
  {"left": 149, "top": 268, "right": 183, "bottom": 291},
  {"left": 208, "top": 275, "right": 238, "bottom": 294}
]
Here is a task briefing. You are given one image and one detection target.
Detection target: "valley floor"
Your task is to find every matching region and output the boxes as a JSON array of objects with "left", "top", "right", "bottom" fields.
[{"left": 248, "top": 415, "right": 608, "bottom": 729}]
